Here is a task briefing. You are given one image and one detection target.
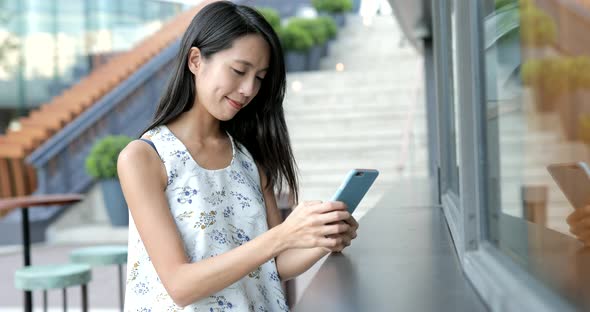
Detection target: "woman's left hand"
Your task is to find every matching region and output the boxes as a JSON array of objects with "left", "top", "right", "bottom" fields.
[{"left": 325, "top": 216, "right": 359, "bottom": 253}]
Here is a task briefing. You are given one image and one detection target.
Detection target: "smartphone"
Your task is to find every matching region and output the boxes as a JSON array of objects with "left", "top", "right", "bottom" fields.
[
  {"left": 330, "top": 169, "right": 379, "bottom": 214},
  {"left": 547, "top": 162, "right": 590, "bottom": 209}
]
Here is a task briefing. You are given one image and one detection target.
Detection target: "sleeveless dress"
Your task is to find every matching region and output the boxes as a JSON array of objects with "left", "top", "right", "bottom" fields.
[{"left": 124, "top": 125, "right": 289, "bottom": 312}]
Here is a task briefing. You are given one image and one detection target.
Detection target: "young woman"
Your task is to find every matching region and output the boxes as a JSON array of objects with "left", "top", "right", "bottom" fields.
[{"left": 117, "top": 1, "right": 359, "bottom": 310}]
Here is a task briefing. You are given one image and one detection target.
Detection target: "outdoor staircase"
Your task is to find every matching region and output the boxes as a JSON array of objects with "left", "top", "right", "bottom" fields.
[
  {"left": 285, "top": 14, "right": 427, "bottom": 220},
  {"left": 281, "top": 13, "right": 426, "bottom": 303}
]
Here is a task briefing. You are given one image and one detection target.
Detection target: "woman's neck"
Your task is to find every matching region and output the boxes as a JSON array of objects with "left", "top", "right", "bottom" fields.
[{"left": 168, "top": 103, "right": 223, "bottom": 142}]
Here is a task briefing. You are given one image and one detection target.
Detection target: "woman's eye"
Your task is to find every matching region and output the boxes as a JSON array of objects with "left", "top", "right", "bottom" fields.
[
  {"left": 256, "top": 76, "right": 264, "bottom": 81},
  {"left": 232, "top": 69, "right": 245, "bottom": 75}
]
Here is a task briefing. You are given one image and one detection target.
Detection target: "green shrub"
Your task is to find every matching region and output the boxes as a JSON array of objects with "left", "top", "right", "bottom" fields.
[
  {"left": 520, "top": 7, "right": 556, "bottom": 47},
  {"left": 520, "top": 0, "right": 534, "bottom": 8},
  {"left": 85, "top": 135, "right": 133, "bottom": 179},
  {"left": 288, "top": 18, "right": 329, "bottom": 45},
  {"left": 568, "top": 56, "right": 590, "bottom": 89},
  {"left": 522, "top": 58, "right": 570, "bottom": 99},
  {"left": 318, "top": 16, "right": 338, "bottom": 39},
  {"left": 257, "top": 7, "right": 281, "bottom": 31},
  {"left": 312, "top": 0, "right": 353, "bottom": 13},
  {"left": 279, "top": 24, "right": 314, "bottom": 52}
]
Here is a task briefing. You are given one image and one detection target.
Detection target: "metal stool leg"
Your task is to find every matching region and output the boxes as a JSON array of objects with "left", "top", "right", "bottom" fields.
[
  {"left": 22, "top": 207, "right": 33, "bottom": 312},
  {"left": 81, "top": 284, "right": 88, "bottom": 312},
  {"left": 43, "top": 290, "right": 48, "bottom": 312},
  {"left": 62, "top": 288, "right": 67, "bottom": 312},
  {"left": 118, "top": 264, "right": 124, "bottom": 312}
]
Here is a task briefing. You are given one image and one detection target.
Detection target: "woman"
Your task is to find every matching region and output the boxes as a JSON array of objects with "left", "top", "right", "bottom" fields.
[{"left": 117, "top": 1, "right": 358, "bottom": 310}]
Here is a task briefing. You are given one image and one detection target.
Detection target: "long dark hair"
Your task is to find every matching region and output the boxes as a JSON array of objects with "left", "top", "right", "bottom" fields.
[{"left": 144, "top": 1, "right": 298, "bottom": 202}]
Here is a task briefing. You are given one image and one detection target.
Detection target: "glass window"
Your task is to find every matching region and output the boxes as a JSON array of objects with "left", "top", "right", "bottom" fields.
[
  {"left": 482, "top": 0, "right": 590, "bottom": 307},
  {"left": 0, "top": 0, "right": 21, "bottom": 109}
]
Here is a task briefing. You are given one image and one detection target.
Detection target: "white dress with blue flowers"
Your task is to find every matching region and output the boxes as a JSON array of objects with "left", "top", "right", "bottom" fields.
[{"left": 124, "top": 125, "right": 289, "bottom": 312}]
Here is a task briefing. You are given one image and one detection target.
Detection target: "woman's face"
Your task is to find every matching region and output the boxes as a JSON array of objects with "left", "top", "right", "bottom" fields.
[{"left": 189, "top": 34, "right": 270, "bottom": 121}]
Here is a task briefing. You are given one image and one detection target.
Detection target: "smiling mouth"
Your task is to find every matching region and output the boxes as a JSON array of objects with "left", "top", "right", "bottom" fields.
[{"left": 226, "top": 97, "right": 244, "bottom": 110}]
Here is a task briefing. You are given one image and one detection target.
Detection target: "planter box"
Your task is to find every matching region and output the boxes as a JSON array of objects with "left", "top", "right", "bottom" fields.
[
  {"left": 285, "top": 51, "right": 308, "bottom": 72},
  {"left": 561, "top": 89, "right": 590, "bottom": 140},
  {"left": 320, "top": 12, "right": 346, "bottom": 27},
  {"left": 321, "top": 40, "right": 334, "bottom": 57},
  {"left": 332, "top": 13, "right": 346, "bottom": 27},
  {"left": 531, "top": 85, "right": 567, "bottom": 113},
  {"left": 307, "top": 45, "right": 322, "bottom": 71},
  {"left": 100, "top": 178, "right": 129, "bottom": 226}
]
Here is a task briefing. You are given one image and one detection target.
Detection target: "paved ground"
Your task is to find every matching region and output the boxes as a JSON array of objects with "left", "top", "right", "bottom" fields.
[{"left": 0, "top": 244, "right": 126, "bottom": 311}]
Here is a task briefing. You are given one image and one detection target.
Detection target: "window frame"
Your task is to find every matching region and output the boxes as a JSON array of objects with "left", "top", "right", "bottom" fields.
[
  {"left": 432, "top": 0, "right": 461, "bottom": 201},
  {"left": 434, "top": 1, "right": 577, "bottom": 310}
]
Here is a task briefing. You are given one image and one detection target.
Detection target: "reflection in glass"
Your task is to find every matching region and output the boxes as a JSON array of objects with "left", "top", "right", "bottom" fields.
[
  {"left": 484, "top": 0, "right": 590, "bottom": 238},
  {"left": 482, "top": 0, "right": 590, "bottom": 306}
]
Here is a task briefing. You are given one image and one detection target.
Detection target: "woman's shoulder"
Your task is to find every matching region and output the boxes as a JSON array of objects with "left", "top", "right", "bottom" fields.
[
  {"left": 118, "top": 140, "right": 167, "bottom": 187},
  {"left": 119, "top": 140, "right": 161, "bottom": 168}
]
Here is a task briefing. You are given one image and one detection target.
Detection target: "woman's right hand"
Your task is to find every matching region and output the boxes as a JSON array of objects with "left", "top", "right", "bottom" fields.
[
  {"left": 567, "top": 205, "right": 590, "bottom": 245},
  {"left": 277, "top": 200, "right": 351, "bottom": 250}
]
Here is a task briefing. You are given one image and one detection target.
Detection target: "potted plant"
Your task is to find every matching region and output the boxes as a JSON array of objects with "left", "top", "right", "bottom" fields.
[
  {"left": 562, "top": 56, "right": 590, "bottom": 140},
  {"left": 521, "top": 58, "right": 570, "bottom": 113},
  {"left": 279, "top": 23, "right": 314, "bottom": 72},
  {"left": 288, "top": 18, "right": 329, "bottom": 71},
  {"left": 312, "top": 0, "right": 353, "bottom": 27},
  {"left": 85, "top": 135, "right": 133, "bottom": 226},
  {"left": 257, "top": 7, "right": 281, "bottom": 34},
  {"left": 519, "top": 6, "right": 556, "bottom": 60},
  {"left": 318, "top": 16, "right": 338, "bottom": 57},
  {"left": 578, "top": 114, "right": 590, "bottom": 144}
]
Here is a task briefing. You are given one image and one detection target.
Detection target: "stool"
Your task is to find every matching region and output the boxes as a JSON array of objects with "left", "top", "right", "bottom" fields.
[
  {"left": 14, "top": 263, "right": 91, "bottom": 312},
  {"left": 70, "top": 245, "right": 127, "bottom": 311}
]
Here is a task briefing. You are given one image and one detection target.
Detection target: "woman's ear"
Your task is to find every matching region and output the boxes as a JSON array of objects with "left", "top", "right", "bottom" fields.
[{"left": 187, "top": 47, "right": 202, "bottom": 75}]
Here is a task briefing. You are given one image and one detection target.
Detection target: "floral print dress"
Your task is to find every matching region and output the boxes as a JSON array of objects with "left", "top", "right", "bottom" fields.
[{"left": 124, "top": 125, "right": 289, "bottom": 312}]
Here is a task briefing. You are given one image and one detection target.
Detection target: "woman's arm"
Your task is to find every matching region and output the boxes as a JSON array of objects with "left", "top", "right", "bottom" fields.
[
  {"left": 257, "top": 166, "right": 358, "bottom": 281},
  {"left": 119, "top": 142, "right": 350, "bottom": 307}
]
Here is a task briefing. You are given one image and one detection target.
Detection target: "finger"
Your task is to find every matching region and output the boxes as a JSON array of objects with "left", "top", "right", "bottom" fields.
[
  {"left": 571, "top": 218, "right": 590, "bottom": 235},
  {"left": 318, "top": 236, "right": 344, "bottom": 249},
  {"left": 318, "top": 210, "right": 351, "bottom": 224},
  {"left": 321, "top": 223, "right": 350, "bottom": 236},
  {"left": 345, "top": 216, "right": 359, "bottom": 229},
  {"left": 577, "top": 230, "right": 590, "bottom": 242},
  {"left": 304, "top": 200, "right": 323, "bottom": 206},
  {"left": 313, "top": 201, "right": 347, "bottom": 214},
  {"left": 567, "top": 206, "right": 590, "bottom": 224}
]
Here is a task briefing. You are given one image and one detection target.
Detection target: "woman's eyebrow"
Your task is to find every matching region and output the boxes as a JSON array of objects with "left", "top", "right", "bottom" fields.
[{"left": 235, "top": 59, "right": 268, "bottom": 72}]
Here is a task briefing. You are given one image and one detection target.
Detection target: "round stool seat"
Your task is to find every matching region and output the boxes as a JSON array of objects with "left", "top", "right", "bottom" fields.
[
  {"left": 70, "top": 245, "right": 127, "bottom": 266},
  {"left": 15, "top": 264, "right": 91, "bottom": 291}
]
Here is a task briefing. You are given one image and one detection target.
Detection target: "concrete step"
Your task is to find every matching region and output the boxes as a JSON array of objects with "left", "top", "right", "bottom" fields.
[
  {"left": 286, "top": 111, "right": 424, "bottom": 124},
  {"left": 285, "top": 69, "right": 420, "bottom": 86},
  {"left": 285, "top": 98, "right": 423, "bottom": 112},
  {"left": 285, "top": 102, "right": 424, "bottom": 116},
  {"left": 289, "top": 127, "right": 418, "bottom": 141},
  {"left": 285, "top": 85, "right": 422, "bottom": 101}
]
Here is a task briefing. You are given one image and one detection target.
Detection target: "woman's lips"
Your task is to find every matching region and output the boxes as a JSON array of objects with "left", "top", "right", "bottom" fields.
[{"left": 226, "top": 97, "right": 244, "bottom": 110}]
